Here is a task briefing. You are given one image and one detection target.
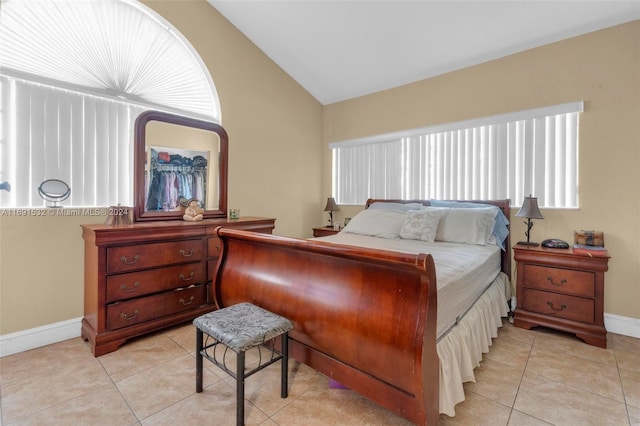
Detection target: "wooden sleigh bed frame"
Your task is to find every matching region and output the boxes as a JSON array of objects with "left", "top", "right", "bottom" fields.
[{"left": 212, "top": 199, "right": 511, "bottom": 425}]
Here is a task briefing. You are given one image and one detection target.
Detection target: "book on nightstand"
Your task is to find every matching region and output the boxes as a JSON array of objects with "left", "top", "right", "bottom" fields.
[{"left": 573, "top": 243, "right": 609, "bottom": 257}]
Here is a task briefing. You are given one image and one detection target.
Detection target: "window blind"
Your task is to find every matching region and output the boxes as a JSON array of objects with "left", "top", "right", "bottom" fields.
[
  {"left": 0, "top": 76, "right": 144, "bottom": 208},
  {"left": 0, "top": 0, "right": 221, "bottom": 209},
  {"left": 0, "top": 0, "right": 220, "bottom": 122},
  {"left": 331, "top": 102, "right": 582, "bottom": 208}
]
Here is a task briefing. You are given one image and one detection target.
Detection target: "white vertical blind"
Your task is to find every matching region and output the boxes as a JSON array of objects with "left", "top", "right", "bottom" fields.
[
  {"left": 0, "top": 76, "right": 145, "bottom": 208},
  {"left": 331, "top": 103, "right": 582, "bottom": 208}
]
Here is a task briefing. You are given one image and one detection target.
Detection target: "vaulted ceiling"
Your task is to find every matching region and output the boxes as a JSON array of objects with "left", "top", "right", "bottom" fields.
[{"left": 209, "top": 1, "right": 640, "bottom": 105}]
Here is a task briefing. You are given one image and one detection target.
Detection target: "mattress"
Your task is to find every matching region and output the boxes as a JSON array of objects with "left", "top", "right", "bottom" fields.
[{"left": 313, "top": 233, "right": 502, "bottom": 340}]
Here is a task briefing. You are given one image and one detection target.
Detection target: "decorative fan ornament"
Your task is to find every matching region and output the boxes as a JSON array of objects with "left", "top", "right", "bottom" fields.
[{"left": 0, "top": 0, "right": 220, "bottom": 122}]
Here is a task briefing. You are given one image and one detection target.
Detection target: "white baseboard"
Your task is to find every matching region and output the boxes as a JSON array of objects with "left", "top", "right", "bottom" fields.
[
  {"left": 1, "top": 312, "right": 638, "bottom": 357},
  {"left": 605, "top": 312, "right": 640, "bottom": 339},
  {"left": 0, "top": 317, "right": 82, "bottom": 357}
]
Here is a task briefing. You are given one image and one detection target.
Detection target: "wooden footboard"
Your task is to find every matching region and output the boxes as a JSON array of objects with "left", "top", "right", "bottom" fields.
[{"left": 212, "top": 228, "right": 439, "bottom": 425}]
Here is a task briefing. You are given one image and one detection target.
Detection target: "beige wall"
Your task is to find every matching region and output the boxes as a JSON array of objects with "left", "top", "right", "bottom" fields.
[
  {"left": 323, "top": 21, "right": 640, "bottom": 320},
  {"left": 146, "top": 0, "right": 324, "bottom": 237},
  {"left": 0, "top": 7, "right": 637, "bottom": 336},
  {"left": 0, "top": 0, "right": 323, "bottom": 334}
]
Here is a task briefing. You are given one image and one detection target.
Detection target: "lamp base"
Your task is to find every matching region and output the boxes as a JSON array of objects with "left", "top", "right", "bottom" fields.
[{"left": 517, "top": 241, "right": 539, "bottom": 246}]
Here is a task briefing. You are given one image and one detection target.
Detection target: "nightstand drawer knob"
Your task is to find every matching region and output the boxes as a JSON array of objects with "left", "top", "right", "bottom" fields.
[
  {"left": 547, "top": 301, "right": 567, "bottom": 312},
  {"left": 546, "top": 276, "right": 567, "bottom": 286}
]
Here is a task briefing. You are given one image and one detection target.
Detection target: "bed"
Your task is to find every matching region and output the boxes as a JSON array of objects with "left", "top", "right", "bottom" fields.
[{"left": 211, "top": 199, "right": 511, "bottom": 425}]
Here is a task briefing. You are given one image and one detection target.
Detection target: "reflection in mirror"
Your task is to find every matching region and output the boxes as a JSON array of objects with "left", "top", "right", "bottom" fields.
[
  {"left": 145, "top": 122, "right": 218, "bottom": 211},
  {"left": 134, "top": 111, "right": 228, "bottom": 222}
]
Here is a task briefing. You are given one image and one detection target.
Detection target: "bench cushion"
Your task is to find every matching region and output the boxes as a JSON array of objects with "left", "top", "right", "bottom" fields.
[{"left": 194, "top": 302, "right": 293, "bottom": 352}]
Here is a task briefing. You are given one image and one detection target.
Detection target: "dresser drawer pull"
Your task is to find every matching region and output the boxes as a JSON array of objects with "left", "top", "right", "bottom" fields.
[
  {"left": 179, "top": 249, "right": 194, "bottom": 258},
  {"left": 120, "top": 309, "right": 139, "bottom": 320},
  {"left": 547, "top": 301, "right": 567, "bottom": 312},
  {"left": 179, "top": 296, "right": 195, "bottom": 306},
  {"left": 119, "top": 282, "right": 140, "bottom": 293},
  {"left": 546, "top": 277, "right": 567, "bottom": 286},
  {"left": 179, "top": 272, "right": 195, "bottom": 282},
  {"left": 120, "top": 255, "right": 140, "bottom": 265}
]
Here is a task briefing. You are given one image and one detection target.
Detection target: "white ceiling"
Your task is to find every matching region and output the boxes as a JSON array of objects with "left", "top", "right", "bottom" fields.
[{"left": 208, "top": 0, "right": 639, "bottom": 105}]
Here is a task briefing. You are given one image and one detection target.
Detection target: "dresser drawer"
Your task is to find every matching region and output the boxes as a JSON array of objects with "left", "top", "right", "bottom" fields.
[
  {"left": 105, "top": 263, "right": 205, "bottom": 303},
  {"left": 106, "top": 285, "right": 206, "bottom": 330},
  {"left": 208, "top": 235, "right": 222, "bottom": 258},
  {"left": 522, "top": 289, "right": 594, "bottom": 324},
  {"left": 107, "top": 239, "right": 204, "bottom": 273},
  {"left": 522, "top": 264, "right": 595, "bottom": 297}
]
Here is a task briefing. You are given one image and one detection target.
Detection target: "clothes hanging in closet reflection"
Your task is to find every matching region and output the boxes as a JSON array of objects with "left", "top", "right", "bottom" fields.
[{"left": 146, "top": 168, "right": 205, "bottom": 211}]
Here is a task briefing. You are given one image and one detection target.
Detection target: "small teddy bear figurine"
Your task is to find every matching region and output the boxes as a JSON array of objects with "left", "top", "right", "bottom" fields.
[{"left": 182, "top": 198, "right": 204, "bottom": 222}]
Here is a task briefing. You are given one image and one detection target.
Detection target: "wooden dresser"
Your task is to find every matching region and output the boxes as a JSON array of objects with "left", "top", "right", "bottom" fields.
[
  {"left": 81, "top": 217, "right": 275, "bottom": 356},
  {"left": 513, "top": 245, "right": 609, "bottom": 348}
]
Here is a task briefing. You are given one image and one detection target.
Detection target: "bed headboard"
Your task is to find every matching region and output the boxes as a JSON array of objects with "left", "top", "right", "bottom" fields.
[{"left": 365, "top": 199, "right": 511, "bottom": 277}]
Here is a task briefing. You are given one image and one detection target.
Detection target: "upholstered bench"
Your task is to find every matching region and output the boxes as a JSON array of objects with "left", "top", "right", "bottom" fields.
[{"left": 194, "top": 302, "right": 293, "bottom": 426}]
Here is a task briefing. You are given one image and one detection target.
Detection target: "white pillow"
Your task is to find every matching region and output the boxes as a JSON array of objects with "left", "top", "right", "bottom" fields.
[
  {"left": 368, "top": 202, "right": 425, "bottom": 212},
  {"left": 399, "top": 208, "right": 448, "bottom": 242},
  {"left": 430, "top": 200, "right": 510, "bottom": 250},
  {"left": 435, "top": 207, "right": 497, "bottom": 245},
  {"left": 341, "top": 208, "right": 406, "bottom": 239}
]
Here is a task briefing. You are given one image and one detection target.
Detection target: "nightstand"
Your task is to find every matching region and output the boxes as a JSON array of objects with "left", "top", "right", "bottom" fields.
[
  {"left": 513, "top": 245, "right": 609, "bottom": 348},
  {"left": 312, "top": 226, "right": 340, "bottom": 237}
]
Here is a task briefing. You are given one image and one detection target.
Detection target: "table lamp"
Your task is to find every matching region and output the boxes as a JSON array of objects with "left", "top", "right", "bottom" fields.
[
  {"left": 323, "top": 197, "right": 338, "bottom": 227},
  {"left": 515, "top": 194, "right": 544, "bottom": 245}
]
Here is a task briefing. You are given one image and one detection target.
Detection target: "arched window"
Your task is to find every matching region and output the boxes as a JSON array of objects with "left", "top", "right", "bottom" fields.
[{"left": 0, "top": 0, "right": 220, "bottom": 208}]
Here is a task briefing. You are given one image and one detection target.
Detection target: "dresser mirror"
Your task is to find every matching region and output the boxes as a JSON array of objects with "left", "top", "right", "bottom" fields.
[{"left": 133, "top": 110, "right": 228, "bottom": 221}]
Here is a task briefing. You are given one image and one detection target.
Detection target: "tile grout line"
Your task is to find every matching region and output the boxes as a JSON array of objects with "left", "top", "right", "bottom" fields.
[
  {"left": 525, "top": 332, "right": 631, "bottom": 403},
  {"left": 96, "top": 339, "right": 144, "bottom": 425},
  {"left": 506, "top": 329, "right": 546, "bottom": 425},
  {"left": 1, "top": 340, "right": 119, "bottom": 426},
  {"left": 264, "top": 378, "right": 308, "bottom": 425},
  {"left": 611, "top": 337, "right": 634, "bottom": 426},
  {"left": 98, "top": 334, "right": 207, "bottom": 424},
  {"left": 515, "top": 331, "right": 633, "bottom": 425}
]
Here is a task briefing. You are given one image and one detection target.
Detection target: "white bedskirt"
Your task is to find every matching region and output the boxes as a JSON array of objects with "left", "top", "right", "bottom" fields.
[{"left": 437, "top": 272, "right": 510, "bottom": 416}]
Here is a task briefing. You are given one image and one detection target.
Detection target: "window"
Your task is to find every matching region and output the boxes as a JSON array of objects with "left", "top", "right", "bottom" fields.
[
  {"left": 0, "top": 76, "right": 147, "bottom": 207},
  {"left": 0, "top": 0, "right": 220, "bottom": 208},
  {"left": 331, "top": 102, "right": 582, "bottom": 208}
]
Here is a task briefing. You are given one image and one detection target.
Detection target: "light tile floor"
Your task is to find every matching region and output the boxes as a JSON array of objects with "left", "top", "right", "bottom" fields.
[{"left": 1, "top": 320, "right": 638, "bottom": 425}]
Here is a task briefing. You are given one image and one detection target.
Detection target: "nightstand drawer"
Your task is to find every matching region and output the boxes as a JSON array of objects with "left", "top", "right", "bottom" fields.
[
  {"left": 522, "top": 289, "right": 594, "bottom": 324},
  {"left": 522, "top": 264, "right": 595, "bottom": 297}
]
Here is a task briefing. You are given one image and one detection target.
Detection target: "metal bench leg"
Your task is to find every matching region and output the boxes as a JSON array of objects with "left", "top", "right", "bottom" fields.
[
  {"left": 281, "top": 332, "right": 289, "bottom": 398},
  {"left": 237, "top": 350, "right": 246, "bottom": 426},
  {"left": 196, "top": 328, "right": 203, "bottom": 393}
]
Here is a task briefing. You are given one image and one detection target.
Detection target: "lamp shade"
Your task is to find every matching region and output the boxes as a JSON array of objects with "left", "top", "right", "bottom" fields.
[
  {"left": 515, "top": 195, "right": 543, "bottom": 219},
  {"left": 324, "top": 197, "right": 338, "bottom": 212}
]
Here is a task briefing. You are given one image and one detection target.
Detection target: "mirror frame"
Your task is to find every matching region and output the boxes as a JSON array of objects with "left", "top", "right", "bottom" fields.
[{"left": 133, "top": 110, "right": 228, "bottom": 222}]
